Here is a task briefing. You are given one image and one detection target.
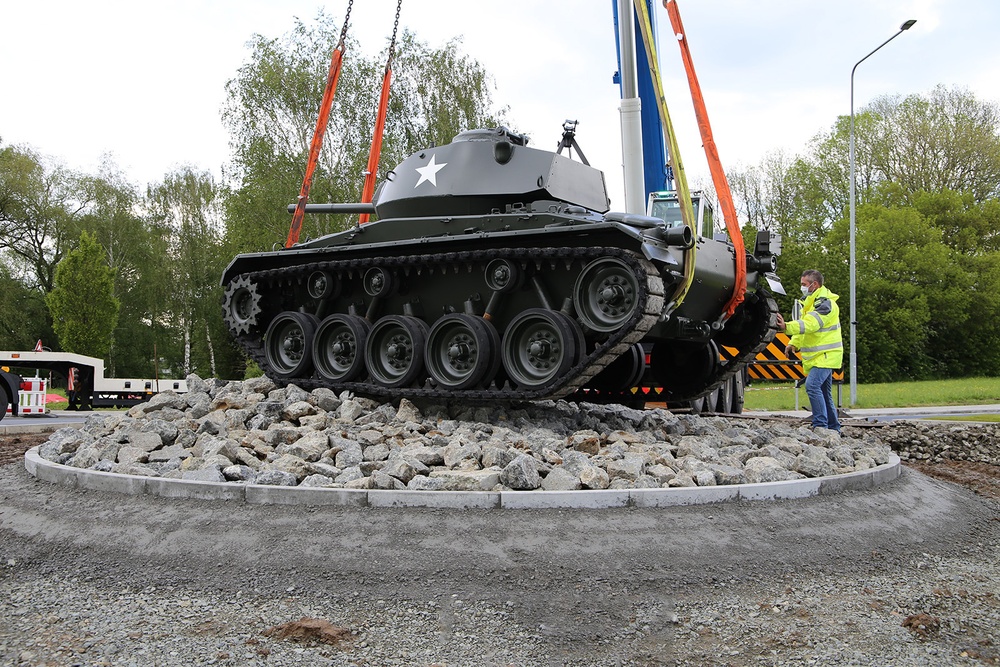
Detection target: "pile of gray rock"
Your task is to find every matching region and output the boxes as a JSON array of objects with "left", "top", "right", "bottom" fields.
[
  {"left": 874, "top": 420, "right": 1000, "bottom": 466},
  {"left": 36, "top": 375, "right": 894, "bottom": 492}
]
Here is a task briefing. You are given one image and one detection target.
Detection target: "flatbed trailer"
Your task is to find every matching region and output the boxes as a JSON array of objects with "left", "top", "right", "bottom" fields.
[{"left": 0, "top": 350, "right": 187, "bottom": 418}]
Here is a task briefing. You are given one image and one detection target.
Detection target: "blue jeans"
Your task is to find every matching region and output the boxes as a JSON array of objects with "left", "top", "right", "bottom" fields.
[{"left": 805, "top": 367, "right": 840, "bottom": 431}]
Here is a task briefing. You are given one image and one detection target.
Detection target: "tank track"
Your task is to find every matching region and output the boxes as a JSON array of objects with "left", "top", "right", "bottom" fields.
[
  {"left": 227, "top": 246, "right": 665, "bottom": 403},
  {"left": 565, "top": 288, "right": 780, "bottom": 407},
  {"left": 694, "top": 290, "right": 781, "bottom": 402}
]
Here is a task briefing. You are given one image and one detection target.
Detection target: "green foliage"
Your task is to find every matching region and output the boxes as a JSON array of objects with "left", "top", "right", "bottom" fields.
[
  {"left": 45, "top": 231, "right": 120, "bottom": 358},
  {"left": 75, "top": 160, "right": 166, "bottom": 377},
  {"left": 147, "top": 167, "right": 242, "bottom": 379},
  {"left": 0, "top": 261, "right": 53, "bottom": 349},
  {"left": 1, "top": 16, "right": 506, "bottom": 383},
  {"left": 866, "top": 85, "right": 1000, "bottom": 201},
  {"left": 220, "top": 13, "right": 507, "bottom": 255},
  {"left": 243, "top": 360, "right": 264, "bottom": 379},
  {"left": 0, "top": 142, "right": 83, "bottom": 292},
  {"left": 730, "top": 86, "right": 1000, "bottom": 384},
  {"left": 7, "top": 18, "right": 997, "bottom": 395},
  {"left": 388, "top": 32, "right": 508, "bottom": 152}
]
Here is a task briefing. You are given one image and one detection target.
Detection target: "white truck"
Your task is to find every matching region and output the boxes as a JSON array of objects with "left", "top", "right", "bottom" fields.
[{"left": 0, "top": 350, "right": 187, "bottom": 420}]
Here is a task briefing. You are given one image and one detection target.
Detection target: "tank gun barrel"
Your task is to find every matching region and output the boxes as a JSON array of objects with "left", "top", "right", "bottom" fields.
[{"left": 285, "top": 203, "right": 377, "bottom": 215}]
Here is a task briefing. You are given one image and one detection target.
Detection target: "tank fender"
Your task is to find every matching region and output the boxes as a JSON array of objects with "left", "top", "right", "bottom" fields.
[
  {"left": 640, "top": 243, "right": 681, "bottom": 267},
  {"left": 602, "top": 211, "right": 663, "bottom": 227}
]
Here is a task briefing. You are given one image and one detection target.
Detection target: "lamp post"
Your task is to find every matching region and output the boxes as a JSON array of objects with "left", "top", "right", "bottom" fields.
[{"left": 849, "top": 19, "right": 916, "bottom": 407}]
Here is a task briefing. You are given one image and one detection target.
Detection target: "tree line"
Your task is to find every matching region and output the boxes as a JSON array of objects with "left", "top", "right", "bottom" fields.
[
  {"left": 1, "top": 13, "right": 505, "bottom": 382},
  {"left": 3, "top": 13, "right": 999, "bottom": 386},
  {"left": 729, "top": 84, "right": 1000, "bottom": 382}
]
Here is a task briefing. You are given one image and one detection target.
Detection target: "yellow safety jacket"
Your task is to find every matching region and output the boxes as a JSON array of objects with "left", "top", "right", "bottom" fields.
[{"left": 784, "top": 285, "right": 843, "bottom": 373}]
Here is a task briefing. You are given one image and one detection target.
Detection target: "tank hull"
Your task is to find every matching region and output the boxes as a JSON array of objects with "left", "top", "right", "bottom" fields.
[{"left": 221, "top": 128, "right": 779, "bottom": 406}]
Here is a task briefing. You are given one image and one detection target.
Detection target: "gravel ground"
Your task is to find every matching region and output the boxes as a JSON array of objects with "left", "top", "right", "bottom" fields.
[{"left": 1, "top": 426, "right": 998, "bottom": 666}]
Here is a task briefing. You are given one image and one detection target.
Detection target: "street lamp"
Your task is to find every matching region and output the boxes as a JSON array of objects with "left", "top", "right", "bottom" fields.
[{"left": 849, "top": 19, "right": 916, "bottom": 407}]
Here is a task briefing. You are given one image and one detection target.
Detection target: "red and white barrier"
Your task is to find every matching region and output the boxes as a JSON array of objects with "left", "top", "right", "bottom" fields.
[{"left": 7, "top": 377, "right": 48, "bottom": 416}]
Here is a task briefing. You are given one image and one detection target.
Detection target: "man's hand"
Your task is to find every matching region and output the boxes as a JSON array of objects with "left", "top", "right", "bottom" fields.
[
  {"left": 785, "top": 343, "right": 797, "bottom": 358},
  {"left": 775, "top": 313, "right": 785, "bottom": 329}
]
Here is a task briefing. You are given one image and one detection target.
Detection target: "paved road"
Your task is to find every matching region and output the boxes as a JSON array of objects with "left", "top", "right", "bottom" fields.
[
  {"left": 0, "top": 411, "right": 87, "bottom": 434},
  {"left": 758, "top": 404, "right": 1000, "bottom": 423}
]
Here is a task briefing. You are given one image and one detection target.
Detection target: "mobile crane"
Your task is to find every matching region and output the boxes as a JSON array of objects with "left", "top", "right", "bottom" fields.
[{"left": 611, "top": 0, "right": 784, "bottom": 412}]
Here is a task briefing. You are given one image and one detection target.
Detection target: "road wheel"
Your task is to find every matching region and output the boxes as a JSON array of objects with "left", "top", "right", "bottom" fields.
[
  {"left": 366, "top": 315, "right": 429, "bottom": 388},
  {"left": 501, "top": 309, "right": 581, "bottom": 389},
  {"left": 313, "top": 314, "right": 370, "bottom": 382},
  {"left": 425, "top": 314, "right": 497, "bottom": 390},
  {"left": 264, "top": 312, "right": 318, "bottom": 380},
  {"left": 573, "top": 257, "right": 641, "bottom": 334}
]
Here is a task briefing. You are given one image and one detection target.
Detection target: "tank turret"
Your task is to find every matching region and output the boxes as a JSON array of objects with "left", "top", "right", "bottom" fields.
[{"left": 372, "top": 127, "right": 609, "bottom": 218}]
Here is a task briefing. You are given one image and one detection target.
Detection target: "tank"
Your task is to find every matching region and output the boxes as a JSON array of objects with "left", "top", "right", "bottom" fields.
[{"left": 221, "top": 127, "right": 782, "bottom": 409}]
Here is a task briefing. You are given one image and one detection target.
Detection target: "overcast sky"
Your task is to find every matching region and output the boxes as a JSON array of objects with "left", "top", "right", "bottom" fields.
[{"left": 3, "top": 0, "right": 998, "bottom": 210}]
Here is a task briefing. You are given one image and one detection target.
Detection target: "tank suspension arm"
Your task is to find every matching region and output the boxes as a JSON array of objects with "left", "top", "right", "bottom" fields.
[
  {"left": 286, "top": 203, "right": 377, "bottom": 215},
  {"left": 483, "top": 292, "right": 502, "bottom": 321},
  {"left": 531, "top": 275, "right": 554, "bottom": 311}
]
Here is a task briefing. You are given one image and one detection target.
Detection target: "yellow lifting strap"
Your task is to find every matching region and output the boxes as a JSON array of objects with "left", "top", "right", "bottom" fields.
[
  {"left": 662, "top": 0, "right": 747, "bottom": 319},
  {"left": 632, "top": 0, "right": 697, "bottom": 316}
]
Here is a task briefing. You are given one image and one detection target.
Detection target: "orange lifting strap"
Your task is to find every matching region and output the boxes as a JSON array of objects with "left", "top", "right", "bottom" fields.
[
  {"left": 663, "top": 0, "right": 747, "bottom": 319},
  {"left": 285, "top": 1, "right": 354, "bottom": 249},
  {"left": 359, "top": 1, "right": 403, "bottom": 224},
  {"left": 286, "top": 0, "right": 404, "bottom": 245}
]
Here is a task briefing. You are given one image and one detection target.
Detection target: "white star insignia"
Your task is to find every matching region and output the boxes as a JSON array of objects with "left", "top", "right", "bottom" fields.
[{"left": 414, "top": 154, "right": 447, "bottom": 188}]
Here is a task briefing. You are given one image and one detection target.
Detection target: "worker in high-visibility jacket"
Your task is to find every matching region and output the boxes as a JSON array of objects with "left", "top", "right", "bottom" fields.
[{"left": 775, "top": 269, "right": 844, "bottom": 432}]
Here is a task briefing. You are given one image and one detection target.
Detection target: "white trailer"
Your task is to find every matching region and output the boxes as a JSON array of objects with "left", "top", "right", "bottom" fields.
[{"left": 0, "top": 350, "right": 187, "bottom": 416}]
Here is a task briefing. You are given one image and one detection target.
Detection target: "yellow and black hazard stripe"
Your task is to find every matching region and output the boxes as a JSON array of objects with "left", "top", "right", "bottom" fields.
[{"left": 722, "top": 332, "right": 843, "bottom": 382}]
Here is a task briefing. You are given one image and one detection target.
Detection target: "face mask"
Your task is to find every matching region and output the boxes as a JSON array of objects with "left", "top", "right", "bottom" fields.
[{"left": 800, "top": 285, "right": 811, "bottom": 298}]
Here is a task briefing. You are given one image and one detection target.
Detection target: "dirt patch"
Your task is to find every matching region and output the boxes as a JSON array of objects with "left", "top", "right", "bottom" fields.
[
  {"left": 904, "top": 460, "right": 1000, "bottom": 500},
  {"left": 0, "top": 432, "right": 50, "bottom": 466},
  {"left": 263, "top": 617, "right": 353, "bottom": 645}
]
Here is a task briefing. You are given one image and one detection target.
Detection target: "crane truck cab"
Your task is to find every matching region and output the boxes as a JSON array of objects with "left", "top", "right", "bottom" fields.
[{"left": 647, "top": 189, "right": 715, "bottom": 239}]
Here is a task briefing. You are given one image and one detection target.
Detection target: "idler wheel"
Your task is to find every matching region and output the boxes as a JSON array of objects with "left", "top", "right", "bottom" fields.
[
  {"left": 313, "top": 314, "right": 371, "bottom": 382},
  {"left": 264, "top": 312, "right": 319, "bottom": 379},
  {"left": 365, "top": 315, "right": 429, "bottom": 388},
  {"left": 222, "top": 276, "right": 262, "bottom": 335},
  {"left": 573, "top": 257, "right": 641, "bottom": 333},
  {"left": 425, "top": 314, "right": 499, "bottom": 390},
  {"left": 501, "top": 308, "right": 581, "bottom": 389}
]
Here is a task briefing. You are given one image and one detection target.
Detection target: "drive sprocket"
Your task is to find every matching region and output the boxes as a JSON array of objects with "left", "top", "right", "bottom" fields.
[{"left": 222, "top": 275, "right": 262, "bottom": 335}]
